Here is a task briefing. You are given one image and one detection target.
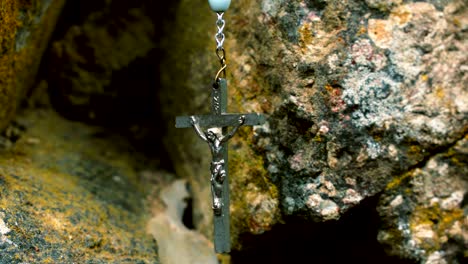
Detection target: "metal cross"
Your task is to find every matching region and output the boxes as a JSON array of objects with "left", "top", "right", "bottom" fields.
[{"left": 175, "top": 78, "right": 265, "bottom": 253}]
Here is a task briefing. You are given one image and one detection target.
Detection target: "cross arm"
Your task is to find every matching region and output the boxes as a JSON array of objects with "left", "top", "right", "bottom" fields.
[{"left": 175, "top": 113, "right": 265, "bottom": 128}]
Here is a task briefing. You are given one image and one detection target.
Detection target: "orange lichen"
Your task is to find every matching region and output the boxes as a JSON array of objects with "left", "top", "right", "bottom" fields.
[
  {"left": 357, "top": 25, "right": 367, "bottom": 36},
  {"left": 368, "top": 19, "right": 392, "bottom": 48}
]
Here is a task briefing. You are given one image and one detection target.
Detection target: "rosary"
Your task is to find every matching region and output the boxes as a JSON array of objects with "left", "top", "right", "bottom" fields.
[{"left": 175, "top": 0, "right": 265, "bottom": 253}]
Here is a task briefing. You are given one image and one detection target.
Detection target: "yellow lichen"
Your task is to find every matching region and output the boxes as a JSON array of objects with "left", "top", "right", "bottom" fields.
[
  {"left": 435, "top": 86, "right": 445, "bottom": 99},
  {"left": 390, "top": 5, "right": 412, "bottom": 25},
  {"left": 0, "top": 0, "right": 65, "bottom": 131},
  {"left": 228, "top": 127, "right": 280, "bottom": 249},
  {"left": 299, "top": 22, "right": 314, "bottom": 50},
  {"left": 386, "top": 170, "right": 415, "bottom": 190},
  {"left": 0, "top": 110, "right": 158, "bottom": 262},
  {"left": 409, "top": 204, "right": 464, "bottom": 253}
]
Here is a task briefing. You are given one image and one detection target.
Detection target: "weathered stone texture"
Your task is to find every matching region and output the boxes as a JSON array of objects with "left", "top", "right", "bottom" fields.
[
  {"left": 159, "top": 0, "right": 467, "bottom": 259},
  {"left": 18, "top": 0, "right": 465, "bottom": 261},
  {"left": 0, "top": 0, "right": 65, "bottom": 131},
  {"left": 159, "top": 0, "right": 282, "bottom": 246},
  {"left": 378, "top": 137, "right": 467, "bottom": 263},
  {"left": 0, "top": 109, "right": 159, "bottom": 263}
]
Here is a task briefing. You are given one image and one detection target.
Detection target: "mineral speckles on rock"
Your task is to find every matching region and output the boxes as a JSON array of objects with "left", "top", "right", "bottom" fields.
[
  {"left": 160, "top": 0, "right": 468, "bottom": 253},
  {"left": 425, "top": 251, "right": 448, "bottom": 264},
  {"left": 342, "top": 38, "right": 403, "bottom": 129},
  {"left": 0, "top": 215, "right": 15, "bottom": 247},
  {"left": 365, "top": 2, "right": 467, "bottom": 145},
  {"left": 268, "top": 0, "right": 466, "bottom": 220},
  {"left": 305, "top": 194, "right": 340, "bottom": 221},
  {"left": 440, "top": 191, "right": 464, "bottom": 211},
  {"left": 365, "top": 0, "right": 402, "bottom": 11},
  {"left": 244, "top": 184, "right": 280, "bottom": 234},
  {"left": 378, "top": 138, "right": 468, "bottom": 262},
  {"left": 320, "top": 200, "right": 340, "bottom": 220},
  {"left": 342, "top": 189, "right": 363, "bottom": 205},
  {"left": 301, "top": 175, "right": 361, "bottom": 220}
]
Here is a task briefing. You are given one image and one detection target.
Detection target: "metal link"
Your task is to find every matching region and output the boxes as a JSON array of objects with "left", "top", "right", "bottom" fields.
[
  {"left": 215, "top": 12, "right": 225, "bottom": 50},
  {"left": 216, "top": 48, "right": 226, "bottom": 64},
  {"left": 214, "top": 13, "right": 227, "bottom": 81}
]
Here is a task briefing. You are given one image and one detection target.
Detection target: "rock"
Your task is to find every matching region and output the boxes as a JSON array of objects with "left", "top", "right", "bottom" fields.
[
  {"left": 0, "top": 109, "right": 159, "bottom": 263},
  {"left": 158, "top": 0, "right": 467, "bottom": 254},
  {"left": 47, "top": 1, "right": 156, "bottom": 125},
  {"left": 147, "top": 178, "right": 218, "bottom": 264},
  {"left": 31, "top": 0, "right": 466, "bottom": 259},
  {"left": 378, "top": 137, "right": 467, "bottom": 263},
  {"left": 159, "top": 0, "right": 281, "bottom": 247},
  {"left": 0, "top": 0, "right": 65, "bottom": 132}
]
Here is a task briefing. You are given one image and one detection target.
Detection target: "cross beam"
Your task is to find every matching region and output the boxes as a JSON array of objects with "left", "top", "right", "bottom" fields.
[
  {"left": 176, "top": 113, "right": 265, "bottom": 128},
  {"left": 175, "top": 78, "right": 265, "bottom": 253}
]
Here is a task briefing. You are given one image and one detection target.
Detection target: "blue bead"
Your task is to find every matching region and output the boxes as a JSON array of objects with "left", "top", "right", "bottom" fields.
[{"left": 208, "top": 0, "right": 231, "bottom": 12}]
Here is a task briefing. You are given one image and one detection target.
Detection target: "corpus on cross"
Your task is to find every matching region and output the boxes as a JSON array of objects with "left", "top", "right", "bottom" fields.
[{"left": 175, "top": 78, "right": 265, "bottom": 253}]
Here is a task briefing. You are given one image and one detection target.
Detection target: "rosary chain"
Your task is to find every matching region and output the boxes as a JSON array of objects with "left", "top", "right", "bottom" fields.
[
  {"left": 214, "top": 12, "right": 227, "bottom": 82},
  {"left": 215, "top": 12, "right": 226, "bottom": 50}
]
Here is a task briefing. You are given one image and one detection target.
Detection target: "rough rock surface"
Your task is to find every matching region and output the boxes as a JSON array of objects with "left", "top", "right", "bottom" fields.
[
  {"left": 24, "top": 0, "right": 467, "bottom": 261},
  {"left": 159, "top": 0, "right": 467, "bottom": 260},
  {"left": 159, "top": 0, "right": 281, "bottom": 245},
  {"left": 0, "top": 109, "right": 159, "bottom": 263},
  {"left": 0, "top": 0, "right": 65, "bottom": 131},
  {"left": 378, "top": 137, "right": 467, "bottom": 263}
]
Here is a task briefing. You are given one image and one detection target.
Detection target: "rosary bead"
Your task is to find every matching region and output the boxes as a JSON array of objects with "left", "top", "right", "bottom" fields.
[{"left": 208, "top": 0, "right": 231, "bottom": 12}]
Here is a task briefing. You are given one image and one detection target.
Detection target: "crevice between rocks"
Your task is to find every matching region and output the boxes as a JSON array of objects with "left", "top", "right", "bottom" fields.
[
  {"left": 231, "top": 194, "right": 417, "bottom": 264},
  {"left": 401, "top": 133, "right": 468, "bottom": 175}
]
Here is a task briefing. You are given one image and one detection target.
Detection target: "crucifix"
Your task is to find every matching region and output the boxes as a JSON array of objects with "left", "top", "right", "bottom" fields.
[
  {"left": 174, "top": 0, "right": 265, "bottom": 253},
  {"left": 176, "top": 79, "right": 265, "bottom": 253}
]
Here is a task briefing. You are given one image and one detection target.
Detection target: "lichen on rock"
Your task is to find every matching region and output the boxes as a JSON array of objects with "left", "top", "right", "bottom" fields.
[
  {"left": 0, "top": 109, "right": 159, "bottom": 263},
  {"left": 0, "top": 0, "right": 65, "bottom": 132},
  {"left": 8, "top": 0, "right": 464, "bottom": 260},
  {"left": 378, "top": 137, "right": 467, "bottom": 263},
  {"left": 158, "top": 0, "right": 467, "bottom": 256}
]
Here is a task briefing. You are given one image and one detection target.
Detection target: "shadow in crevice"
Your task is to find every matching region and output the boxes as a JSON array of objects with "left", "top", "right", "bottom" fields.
[
  {"left": 231, "top": 195, "right": 417, "bottom": 264},
  {"left": 32, "top": 0, "right": 181, "bottom": 171}
]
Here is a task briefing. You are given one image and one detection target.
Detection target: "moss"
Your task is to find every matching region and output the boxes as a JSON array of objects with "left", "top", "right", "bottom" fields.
[{"left": 0, "top": 110, "right": 159, "bottom": 263}]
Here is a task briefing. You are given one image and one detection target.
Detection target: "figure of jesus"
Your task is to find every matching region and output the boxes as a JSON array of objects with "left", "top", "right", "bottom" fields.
[{"left": 190, "top": 115, "right": 245, "bottom": 215}]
